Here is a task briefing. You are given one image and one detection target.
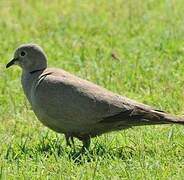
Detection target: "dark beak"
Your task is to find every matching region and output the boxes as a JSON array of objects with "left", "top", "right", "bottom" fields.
[{"left": 6, "top": 58, "right": 18, "bottom": 68}]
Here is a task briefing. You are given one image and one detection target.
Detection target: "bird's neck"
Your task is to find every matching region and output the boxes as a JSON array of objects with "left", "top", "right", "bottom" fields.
[{"left": 21, "top": 70, "right": 44, "bottom": 104}]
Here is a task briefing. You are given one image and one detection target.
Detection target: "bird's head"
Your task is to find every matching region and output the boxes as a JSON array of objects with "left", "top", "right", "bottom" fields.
[{"left": 6, "top": 44, "right": 47, "bottom": 73}]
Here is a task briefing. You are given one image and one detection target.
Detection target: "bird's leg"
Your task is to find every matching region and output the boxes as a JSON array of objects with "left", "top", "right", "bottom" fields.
[
  {"left": 64, "top": 134, "right": 74, "bottom": 147},
  {"left": 70, "top": 136, "right": 74, "bottom": 145},
  {"left": 65, "top": 134, "right": 71, "bottom": 147},
  {"left": 81, "top": 136, "right": 91, "bottom": 153}
]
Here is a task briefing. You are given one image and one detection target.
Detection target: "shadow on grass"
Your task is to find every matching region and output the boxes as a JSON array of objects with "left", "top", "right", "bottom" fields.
[
  {"left": 67, "top": 144, "right": 136, "bottom": 164},
  {"left": 4, "top": 138, "right": 137, "bottom": 164}
]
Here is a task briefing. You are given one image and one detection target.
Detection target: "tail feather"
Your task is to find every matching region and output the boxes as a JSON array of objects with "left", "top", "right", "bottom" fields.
[
  {"left": 101, "top": 107, "right": 184, "bottom": 126},
  {"left": 151, "top": 110, "right": 184, "bottom": 125}
]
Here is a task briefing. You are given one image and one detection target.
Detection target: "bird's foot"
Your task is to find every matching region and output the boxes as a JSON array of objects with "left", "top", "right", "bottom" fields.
[
  {"left": 80, "top": 136, "right": 91, "bottom": 154},
  {"left": 65, "top": 134, "right": 75, "bottom": 148}
]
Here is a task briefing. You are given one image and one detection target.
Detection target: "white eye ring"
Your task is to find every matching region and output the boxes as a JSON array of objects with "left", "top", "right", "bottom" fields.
[{"left": 20, "top": 51, "right": 26, "bottom": 57}]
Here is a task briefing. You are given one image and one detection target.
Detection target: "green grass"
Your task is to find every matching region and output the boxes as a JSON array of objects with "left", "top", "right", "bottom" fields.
[{"left": 0, "top": 0, "right": 184, "bottom": 179}]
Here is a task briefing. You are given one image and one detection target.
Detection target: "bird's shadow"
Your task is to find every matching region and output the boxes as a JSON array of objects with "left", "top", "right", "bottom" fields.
[
  {"left": 4, "top": 135, "right": 136, "bottom": 165},
  {"left": 34, "top": 141, "right": 136, "bottom": 164}
]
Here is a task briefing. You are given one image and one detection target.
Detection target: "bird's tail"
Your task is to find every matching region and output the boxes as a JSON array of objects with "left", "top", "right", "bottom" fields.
[
  {"left": 101, "top": 106, "right": 184, "bottom": 126},
  {"left": 129, "top": 108, "right": 184, "bottom": 126}
]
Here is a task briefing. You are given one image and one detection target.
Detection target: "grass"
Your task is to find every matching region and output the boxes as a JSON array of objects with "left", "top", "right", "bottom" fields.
[{"left": 0, "top": 0, "right": 184, "bottom": 179}]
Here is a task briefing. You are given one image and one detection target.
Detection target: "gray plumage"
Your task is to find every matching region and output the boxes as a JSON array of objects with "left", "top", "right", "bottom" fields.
[{"left": 6, "top": 44, "right": 184, "bottom": 151}]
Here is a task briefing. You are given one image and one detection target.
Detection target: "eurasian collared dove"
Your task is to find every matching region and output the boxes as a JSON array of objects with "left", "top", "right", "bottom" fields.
[{"left": 6, "top": 44, "right": 184, "bottom": 151}]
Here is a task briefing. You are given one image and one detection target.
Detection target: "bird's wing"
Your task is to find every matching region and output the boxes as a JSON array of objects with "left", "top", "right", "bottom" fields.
[
  {"left": 33, "top": 68, "right": 164, "bottom": 126},
  {"left": 99, "top": 106, "right": 169, "bottom": 126}
]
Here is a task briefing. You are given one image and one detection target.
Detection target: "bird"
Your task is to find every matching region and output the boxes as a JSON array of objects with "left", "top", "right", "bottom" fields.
[{"left": 6, "top": 44, "right": 184, "bottom": 152}]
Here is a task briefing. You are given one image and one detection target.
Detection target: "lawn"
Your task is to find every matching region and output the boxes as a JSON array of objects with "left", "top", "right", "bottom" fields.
[{"left": 0, "top": 0, "right": 184, "bottom": 179}]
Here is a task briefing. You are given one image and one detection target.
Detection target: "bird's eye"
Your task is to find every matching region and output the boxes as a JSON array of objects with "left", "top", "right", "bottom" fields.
[{"left": 20, "top": 51, "right": 26, "bottom": 57}]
